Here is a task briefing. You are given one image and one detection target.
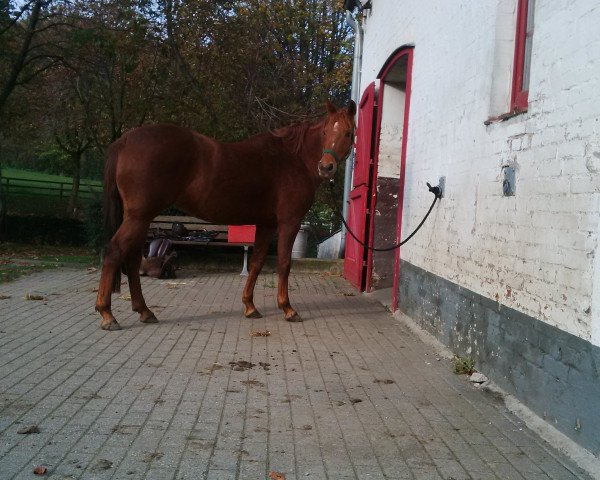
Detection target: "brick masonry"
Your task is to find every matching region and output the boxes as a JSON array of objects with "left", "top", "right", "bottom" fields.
[
  {"left": 0, "top": 268, "right": 594, "bottom": 479},
  {"left": 358, "top": 1, "right": 600, "bottom": 344},
  {"left": 352, "top": 0, "right": 600, "bottom": 456},
  {"left": 398, "top": 259, "right": 600, "bottom": 456}
]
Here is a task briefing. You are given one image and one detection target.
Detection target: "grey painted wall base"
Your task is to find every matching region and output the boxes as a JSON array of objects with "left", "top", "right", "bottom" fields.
[{"left": 398, "top": 260, "right": 600, "bottom": 455}]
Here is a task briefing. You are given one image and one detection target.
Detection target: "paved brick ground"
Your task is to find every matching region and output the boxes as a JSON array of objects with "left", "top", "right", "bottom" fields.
[{"left": 0, "top": 268, "right": 592, "bottom": 480}]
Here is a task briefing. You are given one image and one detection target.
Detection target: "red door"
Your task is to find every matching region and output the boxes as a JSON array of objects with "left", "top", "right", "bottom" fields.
[{"left": 344, "top": 83, "right": 377, "bottom": 290}]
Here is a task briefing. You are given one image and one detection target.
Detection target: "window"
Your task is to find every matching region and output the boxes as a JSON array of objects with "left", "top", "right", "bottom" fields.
[{"left": 511, "top": 0, "right": 535, "bottom": 111}]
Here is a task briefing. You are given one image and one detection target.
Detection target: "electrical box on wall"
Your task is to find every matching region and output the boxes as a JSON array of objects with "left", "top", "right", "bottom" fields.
[{"left": 502, "top": 165, "right": 516, "bottom": 196}]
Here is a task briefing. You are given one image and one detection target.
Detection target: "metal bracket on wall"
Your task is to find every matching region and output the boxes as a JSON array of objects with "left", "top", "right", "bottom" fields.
[
  {"left": 438, "top": 176, "right": 445, "bottom": 198},
  {"left": 502, "top": 165, "right": 516, "bottom": 196}
]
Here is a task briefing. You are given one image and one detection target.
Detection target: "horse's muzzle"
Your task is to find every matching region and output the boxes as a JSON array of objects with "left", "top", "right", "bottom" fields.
[{"left": 318, "top": 160, "right": 337, "bottom": 179}]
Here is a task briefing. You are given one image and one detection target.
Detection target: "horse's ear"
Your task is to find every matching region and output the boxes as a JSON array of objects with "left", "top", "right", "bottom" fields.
[
  {"left": 347, "top": 100, "right": 357, "bottom": 117},
  {"left": 325, "top": 100, "right": 337, "bottom": 115}
]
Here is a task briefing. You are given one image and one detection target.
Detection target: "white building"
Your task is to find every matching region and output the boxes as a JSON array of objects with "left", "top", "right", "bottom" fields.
[{"left": 343, "top": 0, "right": 600, "bottom": 455}]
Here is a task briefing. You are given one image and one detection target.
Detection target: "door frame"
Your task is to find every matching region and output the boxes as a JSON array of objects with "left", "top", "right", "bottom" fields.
[{"left": 365, "top": 46, "right": 414, "bottom": 312}]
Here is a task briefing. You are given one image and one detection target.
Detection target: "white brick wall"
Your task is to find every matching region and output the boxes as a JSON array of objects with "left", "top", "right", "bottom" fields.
[
  {"left": 378, "top": 84, "right": 405, "bottom": 179},
  {"left": 358, "top": 0, "right": 600, "bottom": 344}
]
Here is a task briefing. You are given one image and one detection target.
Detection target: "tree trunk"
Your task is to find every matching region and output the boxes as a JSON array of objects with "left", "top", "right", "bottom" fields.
[
  {"left": 0, "top": 1, "right": 43, "bottom": 115},
  {"left": 67, "top": 150, "right": 82, "bottom": 217},
  {"left": 0, "top": 168, "right": 6, "bottom": 231}
]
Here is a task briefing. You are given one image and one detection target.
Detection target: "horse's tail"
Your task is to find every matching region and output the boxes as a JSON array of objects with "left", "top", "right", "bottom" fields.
[{"left": 103, "top": 141, "right": 124, "bottom": 293}]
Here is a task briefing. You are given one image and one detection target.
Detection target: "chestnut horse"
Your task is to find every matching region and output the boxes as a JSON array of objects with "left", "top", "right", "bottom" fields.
[{"left": 95, "top": 100, "right": 356, "bottom": 330}]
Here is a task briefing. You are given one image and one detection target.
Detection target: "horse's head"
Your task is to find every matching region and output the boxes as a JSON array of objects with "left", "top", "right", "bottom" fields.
[{"left": 318, "top": 100, "right": 356, "bottom": 179}]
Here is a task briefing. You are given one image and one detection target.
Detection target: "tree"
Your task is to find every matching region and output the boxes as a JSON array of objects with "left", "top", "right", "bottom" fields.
[
  {"left": 60, "top": 0, "right": 165, "bottom": 146},
  {"left": 22, "top": 0, "right": 164, "bottom": 213},
  {"left": 0, "top": 1, "right": 66, "bottom": 119},
  {"left": 43, "top": 70, "right": 93, "bottom": 215},
  {"left": 156, "top": 0, "right": 352, "bottom": 138},
  {"left": 2, "top": 0, "right": 353, "bottom": 228},
  {"left": 0, "top": 167, "right": 6, "bottom": 230}
]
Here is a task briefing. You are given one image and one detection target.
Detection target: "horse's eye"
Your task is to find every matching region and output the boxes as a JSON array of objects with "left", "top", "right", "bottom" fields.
[{"left": 345, "top": 132, "right": 352, "bottom": 138}]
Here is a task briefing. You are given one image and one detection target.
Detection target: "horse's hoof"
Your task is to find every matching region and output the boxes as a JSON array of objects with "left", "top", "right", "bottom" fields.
[
  {"left": 285, "top": 313, "right": 303, "bottom": 322},
  {"left": 101, "top": 320, "right": 122, "bottom": 331},
  {"left": 245, "top": 310, "right": 262, "bottom": 319},
  {"left": 140, "top": 314, "right": 159, "bottom": 324}
]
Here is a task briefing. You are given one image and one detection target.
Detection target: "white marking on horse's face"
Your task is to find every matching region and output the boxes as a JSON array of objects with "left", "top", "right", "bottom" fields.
[{"left": 332, "top": 122, "right": 340, "bottom": 148}]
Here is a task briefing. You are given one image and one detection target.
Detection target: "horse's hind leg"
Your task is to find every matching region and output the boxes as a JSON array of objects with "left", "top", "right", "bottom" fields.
[
  {"left": 125, "top": 248, "right": 158, "bottom": 324},
  {"left": 96, "top": 241, "right": 124, "bottom": 331},
  {"left": 242, "top": 226, "right": 276, "bottom": 318},
  {"left": 96, "top": 217, "right": 149, "bottom": 330},
  {"left": 276, "top": 221, "right": 302, "bottom": 322}
]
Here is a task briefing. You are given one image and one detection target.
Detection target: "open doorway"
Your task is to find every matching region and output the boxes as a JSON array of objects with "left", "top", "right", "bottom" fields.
[
  {"left": 344, "top": 47, "right": 413, "bottom": 303},
  {"left": 366, "top": 48, "right": 413, "bottom": 311}
]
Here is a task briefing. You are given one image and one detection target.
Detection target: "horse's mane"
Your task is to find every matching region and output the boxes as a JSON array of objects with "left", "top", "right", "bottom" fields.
[{"left": 271, "top": 117, "right": 326, "bottom": 157}]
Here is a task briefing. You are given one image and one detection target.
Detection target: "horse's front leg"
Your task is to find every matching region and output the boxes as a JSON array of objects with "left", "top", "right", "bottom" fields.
[
  {"left": 242, "top": 226, "right": 276, "bottom": 318},
  {"left": 276, "top": 221, "right": 302, "bottom": 322}
]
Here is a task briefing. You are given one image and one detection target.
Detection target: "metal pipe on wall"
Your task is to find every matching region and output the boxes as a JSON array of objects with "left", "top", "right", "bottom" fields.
[{"left": 340, "top": 9, "right": 363, "bottom": 258}]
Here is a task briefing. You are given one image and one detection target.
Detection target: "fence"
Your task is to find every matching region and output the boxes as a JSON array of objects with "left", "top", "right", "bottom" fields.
[{"left": 0, "top": 176, "right": 103, "bottom": 200}]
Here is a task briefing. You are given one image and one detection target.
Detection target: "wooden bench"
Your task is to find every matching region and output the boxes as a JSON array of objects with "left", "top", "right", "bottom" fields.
[{"left": 147, "top": 215, "right": 255, "bottom": 274}]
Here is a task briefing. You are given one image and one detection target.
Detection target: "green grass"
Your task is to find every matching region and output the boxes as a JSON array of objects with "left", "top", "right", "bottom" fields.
[
  {"left": 0, "top": 243, "right": 100, "bottom": 284},
  {"left": 0, "top": 263, "right": 50, "bottom": 284},
  {"left": 453, "top": 356, "right": 475, "bottom": 375},
  {"left": 36, "top": 254, "right": 98, "bottom": 264},
  {"left": 1, "top": 167, "right": 103, "bottom": 216},
  {"left": 1, "top": 167, "right": 102, "bottom": 186},
  {"left": 1, "top": 168, "right": 102, "bottom": 200}
]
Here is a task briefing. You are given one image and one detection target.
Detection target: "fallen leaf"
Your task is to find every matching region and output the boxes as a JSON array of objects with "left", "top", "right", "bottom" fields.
[
  {"left": 229, "top": 360, "right": 255, "bottom": 371},
  {"left": 198, "top": 363, "right": 223, "bottom": 375},
  {"left": 250, "top": 330, "right": 271, "bottom": 337},
  {"left": 342, "top": 292, "right": 355, "bottom": 296},
  {"left": 92, "top": 459, "right": 113, "bottom": 471},
  {"left": 33, "top": 466, "right": 47, "bottom": 475},
  {"left": 86, "top": 267, "right": 98, "bottom": 273},
  {"left": 0, "top": 295, "right": 11, "bottom": 300},
  {"left": 241, "top": 380, "right": 265, "bottom": 387},
  {"left": 25, "top": 293, "right": 45, "bottom": 301},
  {"left": 142, "top": 451, "right": 163, "bottom": 463},
  {"left": 259, "top": 361, "right": 271, "bottom": 371},
  {"left": 18, "top": 425, "right": 40, "bottom": 434},
  {"left": 119, "top": 294, "right": 131, "bottom": 300},
  {"left": 373, "top": 379, "right": 395, "bottom": 385},
  {"left": 269, "top": 472, "right": 286, "bottom": 480}
]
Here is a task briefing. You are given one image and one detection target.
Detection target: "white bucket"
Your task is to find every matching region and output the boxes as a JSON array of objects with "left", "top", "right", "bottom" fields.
[{"left": 292, "top": 225, "right": 310, "bottom": 259}]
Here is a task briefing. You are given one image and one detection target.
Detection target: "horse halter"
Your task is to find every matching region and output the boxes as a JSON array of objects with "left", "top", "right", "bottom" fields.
[
  {"left": 322, "top": 124, "right": 355, "bottom": 165},
  {"left": 322, "top": 148, "right": 342, "bottom": 164}
]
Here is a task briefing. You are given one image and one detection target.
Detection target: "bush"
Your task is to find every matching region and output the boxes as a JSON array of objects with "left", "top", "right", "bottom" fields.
[
  {"left": 81, "top": 149, "right": 104, "bottom": 180},
  {"left": 35, "top": 148, "right": 71, "bottom": 176},
  {"left": 2, "top": 215, "right": 86, "bottom": 245},
  {"left": 453, "top": 356, "right": 475, "bottom": 375}
]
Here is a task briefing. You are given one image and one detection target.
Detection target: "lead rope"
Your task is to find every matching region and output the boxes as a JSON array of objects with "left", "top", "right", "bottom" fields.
[{"left": 329, "top": 181, "right": 442, "bottom": 252}]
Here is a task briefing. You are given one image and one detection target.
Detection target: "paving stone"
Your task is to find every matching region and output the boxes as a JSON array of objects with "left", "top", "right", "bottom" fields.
[{"left": 0, "top": 269, "right": 594, "bottom": 479}]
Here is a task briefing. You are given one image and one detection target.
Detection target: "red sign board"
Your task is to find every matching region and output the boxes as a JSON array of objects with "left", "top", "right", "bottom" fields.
[{"left": 228, "top": 225, "right": 256, "bottom": 243}]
